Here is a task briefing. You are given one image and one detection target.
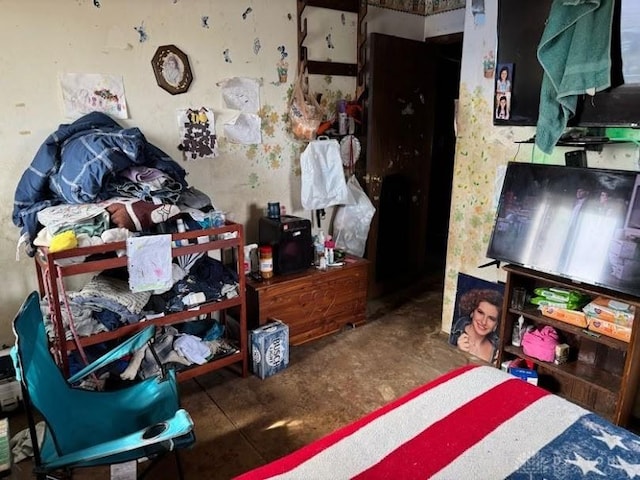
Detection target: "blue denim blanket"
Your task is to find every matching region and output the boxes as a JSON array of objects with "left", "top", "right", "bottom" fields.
[{"left": 13, "top": 112, "right": 187, "bottom": 253}]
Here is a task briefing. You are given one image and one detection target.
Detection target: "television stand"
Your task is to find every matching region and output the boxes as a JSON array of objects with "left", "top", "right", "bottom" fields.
[{"left": 497, "top": 264, "right": 640, "bottom": 427}]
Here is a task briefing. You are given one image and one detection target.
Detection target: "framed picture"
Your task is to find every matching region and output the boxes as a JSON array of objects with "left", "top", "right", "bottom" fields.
[
  {"left": 151, "top": 44, "right": 193, "bottom": 95},
  {"left": 494, "top": 63, "right": 514, "bottom": 122},
  {"left": 448, "top": 273, "right": 505, "bottom": 365}
]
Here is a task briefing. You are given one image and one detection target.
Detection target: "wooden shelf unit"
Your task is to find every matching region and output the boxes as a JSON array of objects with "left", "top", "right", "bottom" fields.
[
  {"left": 34, "top": 221, "right": 248, "bottom": 382},
  {"left": 497, "top": 264, "right": 640, "bottom": 426},
  {"left": 297, "top": 0, "right": 368, "bottom": 98}
]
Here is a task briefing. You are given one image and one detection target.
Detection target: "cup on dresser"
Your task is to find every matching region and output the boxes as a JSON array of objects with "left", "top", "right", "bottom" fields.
[
  {"left": 267, "top": 202, "right": 281, "bottom": 220},
  {"left": 511, "top": 287, "right": 527, "bottom": 310}
]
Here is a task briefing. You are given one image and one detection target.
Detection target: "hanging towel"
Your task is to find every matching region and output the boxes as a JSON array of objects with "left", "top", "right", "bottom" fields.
[{"left": 535, "top": 0, "right": 615, "bottom": 154}]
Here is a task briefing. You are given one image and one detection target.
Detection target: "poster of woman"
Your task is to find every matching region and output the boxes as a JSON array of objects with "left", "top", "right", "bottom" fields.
[{"left": 449, "top": 273, "right": 505, "bottom": 364}]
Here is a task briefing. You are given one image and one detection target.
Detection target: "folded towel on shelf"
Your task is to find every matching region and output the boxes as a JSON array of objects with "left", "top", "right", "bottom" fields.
[{"left": 535, "top": 0, "right": 615, "bottom": 154}]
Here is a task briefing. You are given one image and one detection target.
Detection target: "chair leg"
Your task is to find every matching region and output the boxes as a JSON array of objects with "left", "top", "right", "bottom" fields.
[
  {"left": 137, "top": 450, "right": 185, "bottom": 480},
  {"left": 36, "top": 467, "right": 72, "bottom": 480},
  {"left": 174, "top": 449, "right": 185, "bottom": 480}
]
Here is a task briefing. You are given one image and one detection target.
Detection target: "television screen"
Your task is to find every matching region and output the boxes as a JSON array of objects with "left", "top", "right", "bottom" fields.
[
  {"left": 495, "top": 0, "right": 640, "bottom": 128},
  {"left": 487, "top": 162, "right": 640, "bottom": 297}
]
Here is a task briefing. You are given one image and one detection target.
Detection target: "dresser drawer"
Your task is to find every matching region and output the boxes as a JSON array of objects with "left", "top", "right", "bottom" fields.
[{"left": 247, "top": 256, "right": 368, "bottom": 345}]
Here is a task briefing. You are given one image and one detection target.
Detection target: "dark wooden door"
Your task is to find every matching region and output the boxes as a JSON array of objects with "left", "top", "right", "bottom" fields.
[{"left": 364, "top": 33, "right": 438, "bottom": 298}]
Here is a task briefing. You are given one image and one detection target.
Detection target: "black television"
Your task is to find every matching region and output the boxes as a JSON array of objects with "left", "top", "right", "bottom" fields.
[
  {"left": 487, "top": 162, "right": 640, "bottom": 297},
  {"left": 495, "top": 0, "right": 640, "bottom": 128}
]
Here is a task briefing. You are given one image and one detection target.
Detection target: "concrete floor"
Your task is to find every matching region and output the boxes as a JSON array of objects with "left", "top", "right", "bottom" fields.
[{"left": 7, "top": 277, "right": 479, "bottom": 479}]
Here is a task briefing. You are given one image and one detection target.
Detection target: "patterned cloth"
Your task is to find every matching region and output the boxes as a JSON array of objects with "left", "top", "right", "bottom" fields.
[
  {"left": 12, "top": 111, "right": 187, "bottom": 255},
  {"left": 68, "top": 273, "right": 151, "bottom": 324},
  {"left": 235, "top": 365, "right": 640, "bottom": 480}
]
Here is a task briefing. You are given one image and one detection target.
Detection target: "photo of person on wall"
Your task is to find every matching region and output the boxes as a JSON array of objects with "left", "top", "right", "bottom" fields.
[
  {"left": 496, "top": 95, "right": 509, "bottom": 119},
  {"left": 449, "top": 273, "right": 504, "bottom": 364},
  {"left": 494, "top": 63, "right": 514, "bottom": 121}
]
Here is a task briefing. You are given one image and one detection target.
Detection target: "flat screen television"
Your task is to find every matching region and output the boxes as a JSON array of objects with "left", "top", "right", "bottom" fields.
[
  {"left": 487, "top": 162, "right": 640, "bottom": 297},
  {"left": 495, "top": 0, "right": 640, "bottom": 128}
]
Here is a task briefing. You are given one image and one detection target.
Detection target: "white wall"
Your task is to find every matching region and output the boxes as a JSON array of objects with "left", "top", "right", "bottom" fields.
[
  {"left": 365, "top": 5, "right": 464, "bottom": 40},
  {"left": 366, "top": 6, "right": 428, "bottom": 40},
  {"left": 424, "top": 8, "right": 465, "bottom": 38}
]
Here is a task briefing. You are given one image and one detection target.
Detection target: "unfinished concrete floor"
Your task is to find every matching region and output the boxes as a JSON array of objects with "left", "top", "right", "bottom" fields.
[{"left": 7, "top": 276, "right": 480, "bottom": 479}]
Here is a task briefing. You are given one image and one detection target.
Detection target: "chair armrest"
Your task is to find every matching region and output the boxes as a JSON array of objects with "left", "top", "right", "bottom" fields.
[
  {"left": 45, "top": 409, "right": 194, "bottom": 470},
  {"left": 67, "top": 325, "right": 156, "bottom": 384}
]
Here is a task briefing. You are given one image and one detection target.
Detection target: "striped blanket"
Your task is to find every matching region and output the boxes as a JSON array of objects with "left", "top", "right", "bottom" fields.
[{"left": 235, "top": 365, "right": 640, "bottom": 479}]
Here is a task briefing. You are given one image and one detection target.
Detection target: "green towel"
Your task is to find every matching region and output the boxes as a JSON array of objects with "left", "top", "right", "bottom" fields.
[{"left": 535, "top": 0, "right": 614, "bottom": 154}]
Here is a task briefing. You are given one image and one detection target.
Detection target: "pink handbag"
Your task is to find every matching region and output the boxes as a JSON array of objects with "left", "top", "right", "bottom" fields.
[{"left": 522, "top": 325, "right": 559, "bottom": 362}]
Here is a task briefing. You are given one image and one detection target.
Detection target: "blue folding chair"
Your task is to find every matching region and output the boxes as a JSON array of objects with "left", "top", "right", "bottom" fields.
[{"left": 10, "top": 291, "right": 196, "bottom": 479}]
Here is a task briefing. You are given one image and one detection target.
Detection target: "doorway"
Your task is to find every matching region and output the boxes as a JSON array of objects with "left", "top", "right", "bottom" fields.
[{"left": 364, "top": 33, "right": 462, "bottom": 298}]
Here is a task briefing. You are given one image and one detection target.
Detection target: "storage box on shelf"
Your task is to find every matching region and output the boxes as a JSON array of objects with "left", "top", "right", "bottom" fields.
[
  {"left": 34, "top": 221, "right": 248, "bottom": 382},
  {"left": 497, "top": 264, "right": 640, "bottom": 427}
]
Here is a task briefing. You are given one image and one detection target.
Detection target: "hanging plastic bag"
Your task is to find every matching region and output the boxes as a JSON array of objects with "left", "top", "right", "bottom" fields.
[
  {"left": 289, "top": 73, "right": 323, "bottom": 141},
  {"left": 300, "top": 136, "right": 350, "bottom": 210},
  {"left": 333, "top": 175, "right": 376, "bottom": 257}
]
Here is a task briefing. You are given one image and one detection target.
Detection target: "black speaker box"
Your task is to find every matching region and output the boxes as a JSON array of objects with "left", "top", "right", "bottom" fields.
[{"left": 259, "top": 215, "right": 313, "bottom": 275}]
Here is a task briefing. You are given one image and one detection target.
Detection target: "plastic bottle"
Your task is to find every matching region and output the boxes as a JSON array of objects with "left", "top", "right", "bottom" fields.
[
  {"left": 324, "top": 237, "right": 335, "bottom": 265},
  {"left": 315, "top": 231, "right": 327, "bottom": 270},
  {"left": 244, "top": 244, "right": 258, "bottom": 275},
  {"left": 512, "top": 315, "right": 525, "bottom": 347},
  {"left": 337, "top": 100, "right": 348, "bottom": 135},
  {"left": 259, "top": 245, "right": 274, "bottom": 279}
]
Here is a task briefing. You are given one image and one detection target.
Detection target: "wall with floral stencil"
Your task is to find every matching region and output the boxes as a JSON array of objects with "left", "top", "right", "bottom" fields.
[{"left": 441, "top": 0, "right": 640, "bottom": 335}]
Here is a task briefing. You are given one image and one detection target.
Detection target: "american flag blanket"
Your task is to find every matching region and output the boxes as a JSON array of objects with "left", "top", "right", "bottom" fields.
[{"left": 235, "top": 365, "right": 640, "bottom": 479}]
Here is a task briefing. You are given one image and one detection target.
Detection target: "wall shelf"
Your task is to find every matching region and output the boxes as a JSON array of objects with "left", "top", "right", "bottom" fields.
[{"left": 297, "top": 0, "right": 368, "bottom": 98}]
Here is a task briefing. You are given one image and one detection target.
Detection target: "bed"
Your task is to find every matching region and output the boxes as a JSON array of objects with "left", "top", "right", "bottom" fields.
[{"left": 234, "top": 365, "right": 640, "bottom": 479}]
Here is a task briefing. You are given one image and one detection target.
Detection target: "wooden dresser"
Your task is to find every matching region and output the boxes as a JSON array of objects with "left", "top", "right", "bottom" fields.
[{"left": 246, "top": 256, "right": 369, "bottom": 345}]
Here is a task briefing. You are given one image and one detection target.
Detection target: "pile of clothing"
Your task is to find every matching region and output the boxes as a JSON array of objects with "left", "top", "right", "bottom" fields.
[
  {"left": 12, "top": 111, "right": 195, "bottom": 255},
  {"left": 12, "top": 112, "right": 239, "bottom": 378}
]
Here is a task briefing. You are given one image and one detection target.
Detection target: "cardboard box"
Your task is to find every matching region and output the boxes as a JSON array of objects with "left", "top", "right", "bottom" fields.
[
  {"left": 582, "top": 296, "right": 635, "bottom": 328},
  {"left": 508, "top": 367, "right": 539, "bottom": 385},
  {"left": 251, "top": 320, "right": 289, "bottom": 379},
  {"left": 539, "top": 305, "right": 588, "bottom": 328},
  {"left": 587, "top": 317, "right": 632, "bottom": 343}
]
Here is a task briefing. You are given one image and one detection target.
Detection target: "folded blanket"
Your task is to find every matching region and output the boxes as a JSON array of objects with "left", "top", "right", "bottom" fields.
[{"left": 535, "top": 0, "right": 615, "bottom": 154}]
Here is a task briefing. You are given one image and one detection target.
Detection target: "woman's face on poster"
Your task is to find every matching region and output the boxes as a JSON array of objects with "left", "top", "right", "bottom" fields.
[{"left": 471, "top": 300, "right": 499, "bottom": 337}]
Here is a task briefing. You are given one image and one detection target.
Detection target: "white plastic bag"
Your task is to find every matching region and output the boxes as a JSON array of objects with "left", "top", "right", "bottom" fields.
[
  {"left": 333, "top": 175, "right": 376, "bottom": 257},
  {"left": 300, "top": 137, "right": 350, "bottom": 210}
]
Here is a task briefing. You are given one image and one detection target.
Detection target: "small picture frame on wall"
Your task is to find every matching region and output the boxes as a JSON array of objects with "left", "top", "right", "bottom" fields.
[
  {"left": 151, "top": 44, "right": 193, "bottom": 95},
  {"left": 494, "top": 63, "right": 514, "bottom": 123}
]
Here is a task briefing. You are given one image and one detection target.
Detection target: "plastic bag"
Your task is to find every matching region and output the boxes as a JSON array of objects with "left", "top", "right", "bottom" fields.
[
  {"left": 333, "top": 175, "right": 376, "bottom": 257},
  {"left": 289, "top": 74, "right": 323, "bottom": 141},
  {"left": 300, "top": 137, "right": 350, "bottom": 210}
]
